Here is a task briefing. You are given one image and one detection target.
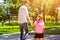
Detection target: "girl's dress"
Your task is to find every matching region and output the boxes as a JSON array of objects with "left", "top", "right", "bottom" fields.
[{"left": 34, "top": 21, "right": 44, "bottom": 38}]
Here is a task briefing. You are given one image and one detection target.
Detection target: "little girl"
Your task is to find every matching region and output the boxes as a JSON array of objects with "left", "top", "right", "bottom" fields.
[{"left": 34, "top": 15, "right": 44, "bottom": 40}]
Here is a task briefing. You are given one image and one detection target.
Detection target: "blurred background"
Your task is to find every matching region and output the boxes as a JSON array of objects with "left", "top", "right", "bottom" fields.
[{"left": 0, "top": 0, "right": 60, "bottom": 34}]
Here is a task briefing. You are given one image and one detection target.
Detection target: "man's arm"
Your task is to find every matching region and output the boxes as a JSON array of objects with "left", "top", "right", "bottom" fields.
[{"left": 24, "top": 7, "right": 33, "bottom": 25}]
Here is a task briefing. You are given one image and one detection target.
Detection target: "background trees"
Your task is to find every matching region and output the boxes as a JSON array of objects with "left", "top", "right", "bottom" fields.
[{"left": 0, "top": 0, "right": 60, "bottom": 23}]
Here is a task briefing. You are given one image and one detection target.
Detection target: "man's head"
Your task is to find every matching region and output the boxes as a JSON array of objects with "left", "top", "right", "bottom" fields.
[{"left": 24, "top": 0, "right": 30, "bottom": 7}]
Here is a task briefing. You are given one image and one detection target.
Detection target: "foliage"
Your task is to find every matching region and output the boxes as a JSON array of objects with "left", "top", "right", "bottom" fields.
[
  {"left": 5, "top": 22, "right": 18, "bottom": 26},
  {"left": 0, "top": 8, "right": 7, "bottom": 22},
  {"left": 0, "top": 0, "right": 60, "bottom": 34},
  {"left": 4, "top": 21, "right": 60, "bottom": 26},
  {"left": 0, "top": 0, "right": 60, "bottom": 25},
  {"left": 0, "top": 0, "right": 59, "bottom": 23}
]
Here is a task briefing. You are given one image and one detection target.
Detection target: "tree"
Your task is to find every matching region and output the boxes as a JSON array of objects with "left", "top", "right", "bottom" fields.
[
  {"left": 3, "top": 0, "right": 59, "bottom": 23},
  {"left": 0, "top": 8, "right": 7, "bottom": 22}
]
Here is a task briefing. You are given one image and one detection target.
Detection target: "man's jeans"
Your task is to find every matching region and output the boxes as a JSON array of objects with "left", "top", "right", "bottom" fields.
[{"left": 19, "top": 22, "right": 29, "bottom": 40}]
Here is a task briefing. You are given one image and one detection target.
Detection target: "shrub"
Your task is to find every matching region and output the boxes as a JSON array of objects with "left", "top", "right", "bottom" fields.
[{"left": 5, "top": 22, "right": 18, "bottom": 26}]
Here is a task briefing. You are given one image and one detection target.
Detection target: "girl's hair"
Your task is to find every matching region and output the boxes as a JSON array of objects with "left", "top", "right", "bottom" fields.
[
  {"left": 37, "top": 15, "right": 43, "bottom": 19},
  {"left": 36, "top": 15, "right": 43, "bottom": 21}
]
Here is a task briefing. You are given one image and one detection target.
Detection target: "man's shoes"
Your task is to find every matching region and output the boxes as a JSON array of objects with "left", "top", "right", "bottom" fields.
[{"left": 22, "top": 33, "right": 29, "bottom": 40}]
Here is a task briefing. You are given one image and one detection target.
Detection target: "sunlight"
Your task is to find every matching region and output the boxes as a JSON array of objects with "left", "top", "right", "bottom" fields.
[
  {"left": 0, "top": 0, "right": 4, "bottom": 3},
  {"left": 42, "top": 0, "right": 55, "bottom": 4}
]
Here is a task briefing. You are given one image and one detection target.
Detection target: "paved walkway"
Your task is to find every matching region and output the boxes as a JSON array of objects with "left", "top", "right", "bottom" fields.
[{"left": 0, "top": 33, "right": 60, "bottom": 40}]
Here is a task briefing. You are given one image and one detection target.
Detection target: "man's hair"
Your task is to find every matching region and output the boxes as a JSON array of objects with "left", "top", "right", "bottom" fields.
[{"left": 24, "top": 0, "right": 30, "bottom": 4}]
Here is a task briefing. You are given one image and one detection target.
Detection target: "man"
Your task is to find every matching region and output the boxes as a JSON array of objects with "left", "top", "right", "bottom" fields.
[{"left": 18, "top": 0, "right": 32, "bottom": 40}]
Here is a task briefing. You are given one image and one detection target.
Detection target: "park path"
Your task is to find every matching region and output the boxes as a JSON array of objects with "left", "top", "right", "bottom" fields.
[{"left": 0, "top": 33, "right": 60, "bottom": 40}]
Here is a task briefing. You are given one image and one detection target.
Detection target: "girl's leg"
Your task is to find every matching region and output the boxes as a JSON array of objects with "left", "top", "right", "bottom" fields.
[
  {"left": 39, "top": 33, "right": 44, "bottom": 40},
  {"left": 35, "top": 38, "right": 39, "bottom": 40},
  {"left": 39, "top": 38, "right": 44, "bottom": 40}
]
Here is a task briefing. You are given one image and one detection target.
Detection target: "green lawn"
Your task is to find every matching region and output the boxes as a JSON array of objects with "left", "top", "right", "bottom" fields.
[
  {"left": 0, "top": 22, "right": 60, "bottom": 34},
  {"left": 0, "top": 26, "right": 20, "bottom": 34},
  {"left": 45, "top": 29, "right": 60, "bottom": 34},
  {"left": 0, "top": 25, "right": 60, "bottom": 34}
]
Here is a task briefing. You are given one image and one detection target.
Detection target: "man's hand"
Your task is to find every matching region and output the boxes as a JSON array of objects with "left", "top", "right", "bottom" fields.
[
  {"left": 30, "top": 21, "right": 34, "bottom": 27},
  {"left": 27, "top": 16, "right": 34, "bottom": 26}
]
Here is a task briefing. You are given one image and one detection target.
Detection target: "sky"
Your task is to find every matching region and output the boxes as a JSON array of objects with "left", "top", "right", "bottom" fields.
[{"left": 0, "top": 0, "right": 4, "bottom": 3}]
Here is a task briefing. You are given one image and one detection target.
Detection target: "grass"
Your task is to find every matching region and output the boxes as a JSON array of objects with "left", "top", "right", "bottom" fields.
[
  {"left": 45, "top": 30, "right": 60, "bottom": 34},
  {"left": 0, "top": 26, "right": 20, "bottom": 34},
  {"left": 0, "top": 25, "right": 60, "bottom": 34},
  {"left": 0, "top": 22, "right": 60, "bottom": 34}
]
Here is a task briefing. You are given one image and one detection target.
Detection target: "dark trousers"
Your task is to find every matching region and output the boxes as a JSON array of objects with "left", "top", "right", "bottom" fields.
[{"left": 19, "top": 22, "right": 29, "bottom": 40}]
